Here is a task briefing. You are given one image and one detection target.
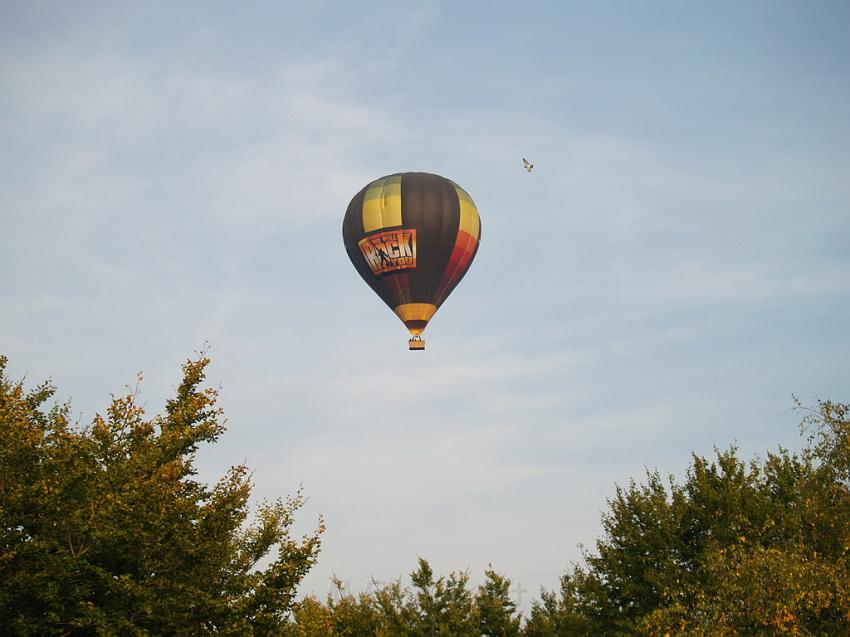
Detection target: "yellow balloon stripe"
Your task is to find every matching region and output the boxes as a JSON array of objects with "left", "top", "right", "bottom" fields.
[
  {"left": 362, "top": 174, "right": 402, "bottom": 232},
  {"left": 394, "top": 302, "right": 437, "bottom": 335},
  {"left": 454, "top": 184, "right": 480, "bottom": 241},
  {"left": 394, "top": 303, "right": 437, "bottom": 322}
]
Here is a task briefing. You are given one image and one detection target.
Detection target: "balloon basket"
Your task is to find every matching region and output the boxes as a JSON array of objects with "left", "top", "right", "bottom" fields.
[{"left": 408, "top": 337, "right": 425, "bottom": 351}]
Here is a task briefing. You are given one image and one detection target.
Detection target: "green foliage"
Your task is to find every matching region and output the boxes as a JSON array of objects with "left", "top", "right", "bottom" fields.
[
  {"left": 0, "top": 354, "right": 323, "bottom": 636},
  {"left": 524, "top": 399, "right": 850, "bottom": 636},
  {"left": 284, "top": 560, "right": 522, "bottom": 637},
  {"left": 477, "top": 566, "right": 522, "bottom": 637},
  {"left": 409, "top": 557, "right": 477, "bottom": 636}
]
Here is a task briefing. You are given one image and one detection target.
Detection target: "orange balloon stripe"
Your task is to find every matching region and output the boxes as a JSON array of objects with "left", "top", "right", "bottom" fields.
[{"left": 434, "top": 229, "right": 477, "bottom": 307}]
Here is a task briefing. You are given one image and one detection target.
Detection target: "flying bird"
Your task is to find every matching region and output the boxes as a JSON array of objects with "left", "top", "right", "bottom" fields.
[{"left": 522, "top": 158, "right": 534, "bottom": 173}]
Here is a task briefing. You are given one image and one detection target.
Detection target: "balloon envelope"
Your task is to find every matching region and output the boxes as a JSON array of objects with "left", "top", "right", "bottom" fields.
[{"left": 342, "top": 172, "right": 481, "bottom": 342}]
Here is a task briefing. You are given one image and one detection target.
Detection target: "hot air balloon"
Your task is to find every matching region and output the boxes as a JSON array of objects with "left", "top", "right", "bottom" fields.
[{"left": 342, "top": 172, "right": 481, "bottom": 350}]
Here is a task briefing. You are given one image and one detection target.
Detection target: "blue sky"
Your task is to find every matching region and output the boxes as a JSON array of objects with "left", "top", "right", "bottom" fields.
[{"left": 2, "top": 1, "right": 849, "bottom": 607}]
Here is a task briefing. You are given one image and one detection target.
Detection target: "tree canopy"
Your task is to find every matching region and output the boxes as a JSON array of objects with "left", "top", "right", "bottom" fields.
[
  {"left": 0, "top": 354, "right": 323, "bottom": 636},
  {"left": 283, "top": 558, "right": 522, "bottom": 637},
  {"left": 524, "top": 399, "right": 850, "bottom": 636}
]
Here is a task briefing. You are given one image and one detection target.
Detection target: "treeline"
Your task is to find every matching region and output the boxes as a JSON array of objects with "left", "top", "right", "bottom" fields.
[
  {"left": 284, "top": 560, "right": 521, "bottom": 636},
  {"left": 285, "top": 399, "right": 850, "bottom": 636},
  {"left": 2, "top": 353, "right": 848, "bottom": 635}
]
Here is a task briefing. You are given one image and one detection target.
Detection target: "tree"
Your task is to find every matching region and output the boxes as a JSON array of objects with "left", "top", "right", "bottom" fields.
[
  {"left": 524, "top": 399, "right": 850, "bottom": 635},
  {"left": 284, "top": 560, "right": 523, "bottom": 637},
  {"left": 476, "top": 566, "right": 521, "bottom": 637},
  {"left": 0, "top": 354, "right": 324, "bottom": 636},
  {"left": 283, "top": 579, "right": 386, "bottom": 637},
  {"left": 409, "top": 558, "right": 477, "bottom": 637}
]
